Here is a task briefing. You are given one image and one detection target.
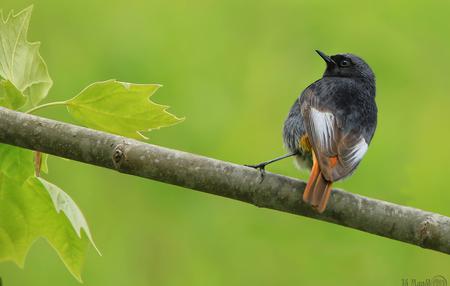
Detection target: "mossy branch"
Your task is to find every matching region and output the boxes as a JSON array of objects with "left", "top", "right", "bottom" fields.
[{"left": 0, "top": 106, "right": 449, "bottom": 255}]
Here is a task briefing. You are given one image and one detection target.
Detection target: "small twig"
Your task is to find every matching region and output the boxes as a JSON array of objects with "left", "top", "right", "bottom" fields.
[
  {"left": 25, "top": 101, "right": 67, "bottom": 114},
  {"left": 34, "top": 151, "right": 42, "bottom": 177}
]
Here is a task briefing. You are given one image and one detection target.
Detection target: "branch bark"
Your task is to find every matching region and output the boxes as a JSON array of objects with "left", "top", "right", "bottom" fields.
[{"left": 1, "top": 106, "right": 449, "bottom": 254}]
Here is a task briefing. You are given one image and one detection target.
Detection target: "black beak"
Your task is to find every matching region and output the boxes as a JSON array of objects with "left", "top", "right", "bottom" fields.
[{"left": 315, "top": 50, "right": 336, "bottom": 66}]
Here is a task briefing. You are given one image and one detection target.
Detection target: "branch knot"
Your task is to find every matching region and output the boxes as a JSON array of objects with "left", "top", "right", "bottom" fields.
[
  {"left": 417, "top": 215, "right": 440, "bottom": 249},
  {"left": 112, "top": 143, "right": 127, "bottom": 169}
]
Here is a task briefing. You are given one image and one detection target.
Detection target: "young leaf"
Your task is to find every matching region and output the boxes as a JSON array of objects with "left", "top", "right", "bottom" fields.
[
  {"left": 0, "top": 80, "right": 25, "bottom": 109},
  {"left": 0, "top": 6, "right": 52, "bottom": 109},
  {"left": 66, "top": 80, "right": 184, "bottom": 139},
  {"left": 0, "top": 144, "right": 98, "bottom": 281},
  {"left": 36, "top": 177, "right": 99, "bottom": 255},
  {"left": 40, "top": 153, "right": 49, "bottom": 174}
]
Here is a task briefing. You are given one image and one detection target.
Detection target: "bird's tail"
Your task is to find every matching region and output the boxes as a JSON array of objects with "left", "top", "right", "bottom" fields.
[{"left": 303, "top": 169, "right": 333, "bottom": 213}]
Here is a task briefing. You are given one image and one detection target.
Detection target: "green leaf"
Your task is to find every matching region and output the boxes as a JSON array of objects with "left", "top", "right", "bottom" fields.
[
  {"left": 40, "top": 153, "right": 48, "bottom": 174},
  {"left": 66, "top": 80, "right": 184, "bottom": 139},
  {"left": 0, "top": 80, "right": 25, "bottom": 109},
  {"left": 0, "top": 144, "right": 98, "bottom": 282},
  {"left": 0, "top": 6, "right": 52, "bottom": 109},
  {"left": 36, "top": 177, "right": 99, "bottom": 255}
]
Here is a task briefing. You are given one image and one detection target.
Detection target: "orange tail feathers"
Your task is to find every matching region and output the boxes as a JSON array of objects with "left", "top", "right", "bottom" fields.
[
  {"left": 302, "top": 153, "right": 320, "bottom": 204},
  {"left": 302, "top": 152, "right": 333, "bottom": 213},
  {"left": 311, "top": 172, "right": 333, "bottom": 213}
]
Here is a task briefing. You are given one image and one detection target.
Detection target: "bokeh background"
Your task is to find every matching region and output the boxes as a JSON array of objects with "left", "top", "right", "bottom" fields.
[{"left": 1, "top": 0, "right": 450, "bottom": 285}]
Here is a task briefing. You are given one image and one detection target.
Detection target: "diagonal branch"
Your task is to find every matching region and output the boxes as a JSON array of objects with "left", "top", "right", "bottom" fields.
[{"left": 0, "top": 106, "right": 449, "bottom": 255}]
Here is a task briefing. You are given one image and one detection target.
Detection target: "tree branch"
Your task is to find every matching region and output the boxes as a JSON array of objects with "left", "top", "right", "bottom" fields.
[{"left": 1, "top": 106, "right": 449, "bottom": 254}]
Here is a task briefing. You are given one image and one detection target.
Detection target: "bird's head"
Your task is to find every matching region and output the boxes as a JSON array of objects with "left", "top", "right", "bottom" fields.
[{"left": 316, "top": 50, "right": 375, "bottom": 82}]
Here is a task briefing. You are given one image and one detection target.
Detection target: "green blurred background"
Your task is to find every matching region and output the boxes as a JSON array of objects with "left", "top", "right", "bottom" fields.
[{"left": 1, "top": 0, "right": 450, "bottom": 285}]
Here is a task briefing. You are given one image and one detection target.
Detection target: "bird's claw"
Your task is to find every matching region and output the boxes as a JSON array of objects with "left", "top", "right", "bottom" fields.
[
  {"left": 245, "top": 163, "right": 265, "bottom": 169},
  {"left": 244, "top": 163, "right": 267, "bottom": 182}
]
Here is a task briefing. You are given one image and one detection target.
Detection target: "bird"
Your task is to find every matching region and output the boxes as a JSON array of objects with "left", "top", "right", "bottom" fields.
[{"left": 248, "top": 50, "right": 377, "bottom": 213}]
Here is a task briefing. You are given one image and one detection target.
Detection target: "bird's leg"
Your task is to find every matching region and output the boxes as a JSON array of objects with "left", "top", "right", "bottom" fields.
[{"left": 245, "top": 151, "right": 298, "bottom": 179}]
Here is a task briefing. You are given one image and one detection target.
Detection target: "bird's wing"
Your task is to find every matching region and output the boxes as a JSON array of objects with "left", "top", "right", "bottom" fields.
[{"left": 301, "top": 95, "right": 368, "bottom": 181}]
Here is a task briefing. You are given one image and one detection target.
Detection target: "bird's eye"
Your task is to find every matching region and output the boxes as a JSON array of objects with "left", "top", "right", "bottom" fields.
[{"left": 340, "top": 60, "right": 350, "bottom": 67}]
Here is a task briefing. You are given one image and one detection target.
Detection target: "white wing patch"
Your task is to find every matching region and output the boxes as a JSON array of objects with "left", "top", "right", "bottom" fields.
[
  {"left": 310, "top": 108, "right": 335, "bottom": 155},
  {"left": 342, "top": 137, "right": 368, "bottom": 169},
  {"left": 308, "top": 107, "right": 369, "bottom": 180}
]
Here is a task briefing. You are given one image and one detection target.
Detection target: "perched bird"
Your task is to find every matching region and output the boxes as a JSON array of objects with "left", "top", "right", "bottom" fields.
[{"left": 249, "top": 50, "right": 377, "bottom": 213}]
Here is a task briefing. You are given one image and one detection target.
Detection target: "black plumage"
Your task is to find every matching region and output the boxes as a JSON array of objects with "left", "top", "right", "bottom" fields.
[{"left": 283, "top": 50, "right": 378, "bottom": 212}]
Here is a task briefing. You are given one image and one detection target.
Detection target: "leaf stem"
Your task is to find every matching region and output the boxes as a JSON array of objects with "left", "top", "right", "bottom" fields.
[{"left": 25, "top": 101, "right": 67, "bottom": 114}]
